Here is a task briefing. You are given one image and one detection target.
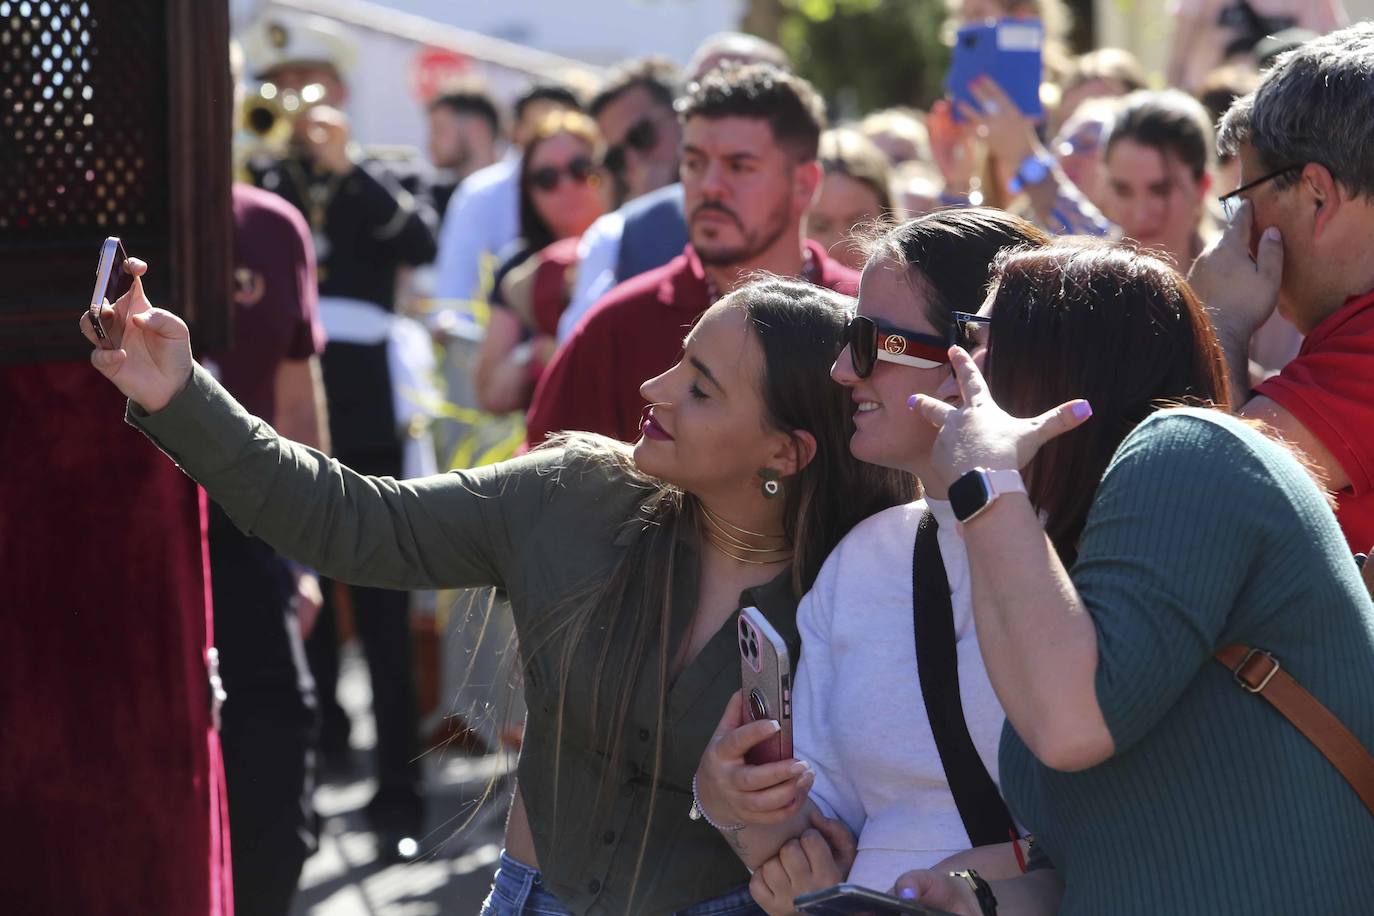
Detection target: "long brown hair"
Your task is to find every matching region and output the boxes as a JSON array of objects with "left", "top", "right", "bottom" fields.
[
  {"left": 864, "top": 207, "right": 1051, "bottom": 339},
  {"left": 526, "top": 278, "right": 914, "bottom": 906},
  {"left": 983, "top": 238, "right": 1230, "bottom": 564}
]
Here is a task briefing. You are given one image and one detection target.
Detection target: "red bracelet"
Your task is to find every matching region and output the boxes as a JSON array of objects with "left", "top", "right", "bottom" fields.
[{"left": 1012, "top": 834, "right": 1028, "bottom": 874}]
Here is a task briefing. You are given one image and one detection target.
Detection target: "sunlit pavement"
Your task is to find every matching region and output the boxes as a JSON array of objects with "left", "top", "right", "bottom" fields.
[{"left": 290, "top": 646, "right": 512, "bottom": 916}]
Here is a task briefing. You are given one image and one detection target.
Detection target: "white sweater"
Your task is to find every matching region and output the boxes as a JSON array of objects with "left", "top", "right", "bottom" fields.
[{"left": 792, "top": 498, "right": 1008, "bottom": 890}]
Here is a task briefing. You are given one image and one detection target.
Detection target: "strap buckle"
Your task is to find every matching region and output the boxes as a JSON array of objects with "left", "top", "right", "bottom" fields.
[{"left": 1232, "top": 647, "right": 1281, "bottom": 694}]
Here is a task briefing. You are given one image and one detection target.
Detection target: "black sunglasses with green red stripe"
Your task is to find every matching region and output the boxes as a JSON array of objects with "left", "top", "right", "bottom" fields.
[{"left": 842, "top": 314, "right": 948, "bottom": 377}]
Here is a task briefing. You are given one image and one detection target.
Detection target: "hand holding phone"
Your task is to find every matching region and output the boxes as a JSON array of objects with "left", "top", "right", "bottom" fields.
[
  {"left": 739, "top": 606, "right": 793, "bottom": 765},
  {"left": 946, "top": 19, "right": 1044, "bottom": 122},
  {"left": 794, "top": 884, "right": 958, "bottom": 916},
  {"left": 87, "top": 237, "right": 132, "bottom": 342},
  {"left": 78, "top": 249, "right": 195, "bottom": 413},
  {"left": 694, "top": 676, "right": 812, "bottom": 830}
]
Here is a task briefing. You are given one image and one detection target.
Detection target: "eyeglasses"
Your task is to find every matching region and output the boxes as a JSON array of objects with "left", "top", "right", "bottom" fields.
[
  {"left": 529, "top": 156, "right": 598, "bottom": 192},
  {"left": 842, "top": 314, "right": 950, "bottom": 378},
  {"left": 949, "top": 311, "right": 991, "bottom": 351},
  {"left": 1055, "top": 127, "right": 1101, "bottom": 159},
  {"left": 1218, "top": 164, "right": 1301, "bottom": 220},
  {"left": 603, "top": 118, "right": 660, "bottom": 175}
]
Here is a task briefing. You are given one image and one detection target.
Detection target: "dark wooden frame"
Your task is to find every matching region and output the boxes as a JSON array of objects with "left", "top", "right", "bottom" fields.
[{"left": 0, "top": 0, "right": 233, "bottom": 365}]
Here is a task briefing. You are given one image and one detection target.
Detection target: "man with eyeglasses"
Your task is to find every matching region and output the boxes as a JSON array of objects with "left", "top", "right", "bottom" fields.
[
  {"left": 554, "top": 59, "right": 689, "bottom": 341},
  {"left": 591, "top": 57, "right": 684, "bottom": 207},
  {"left": 1189, "top": 21, "right": 1374, "bottom": 554}
]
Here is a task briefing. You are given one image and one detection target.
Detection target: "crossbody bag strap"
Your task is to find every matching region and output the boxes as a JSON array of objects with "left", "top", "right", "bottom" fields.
[
  {"left": 1215, "top": 644, "right": 1374, "bottom": 817},
  {"left": 913, "top": 511, "right": 1017, "bottom": 847}
]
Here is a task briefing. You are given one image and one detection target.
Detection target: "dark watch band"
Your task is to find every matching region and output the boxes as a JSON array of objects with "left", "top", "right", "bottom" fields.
[{"left": 950, "top": 869, "right": 998, "bottom": 916}]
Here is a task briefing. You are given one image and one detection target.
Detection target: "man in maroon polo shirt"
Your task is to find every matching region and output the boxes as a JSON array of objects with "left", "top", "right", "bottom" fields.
[
  {"left": 203, "top": 181, "right": 330, "bottom": 916},
  {"left": 1189, "top": 22, "right": 1374, "bottom": 553},
  {"left": 526, "top": 64, "right": 856, "bottom": 445}
]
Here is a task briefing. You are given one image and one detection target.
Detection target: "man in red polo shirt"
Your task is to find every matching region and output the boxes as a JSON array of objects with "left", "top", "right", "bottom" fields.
[
  {"left": 526, "top": 64, "right": 857, "bottom": 445},
  {"left": 1190, "top": 22, "right": 1374, "bottom": 553}
]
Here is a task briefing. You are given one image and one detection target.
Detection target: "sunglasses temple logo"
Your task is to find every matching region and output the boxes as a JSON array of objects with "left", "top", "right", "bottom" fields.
[{"left": 883, "top": 335, "right": 908, "bottom": 356}]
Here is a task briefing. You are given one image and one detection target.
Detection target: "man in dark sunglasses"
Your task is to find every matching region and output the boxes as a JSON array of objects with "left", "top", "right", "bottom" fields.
[
  {"left": 590, "top": 58, "right": 683, "bottom": 205},
  {"left": 1188, "top": 21, "right": 1374, "bottom": 554}
]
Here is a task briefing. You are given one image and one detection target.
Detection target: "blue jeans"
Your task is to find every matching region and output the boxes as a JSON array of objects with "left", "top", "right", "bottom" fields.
[{"left": 480, "top": 851, "right": 764, "bottom": 915}]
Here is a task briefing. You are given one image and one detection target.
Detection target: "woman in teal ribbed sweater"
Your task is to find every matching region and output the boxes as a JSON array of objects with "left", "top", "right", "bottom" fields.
[{"left": 896, "top": 240, "right": 1374, "bottom": 915}]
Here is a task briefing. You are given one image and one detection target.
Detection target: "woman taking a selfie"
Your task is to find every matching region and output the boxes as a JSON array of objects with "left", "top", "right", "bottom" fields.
[
  {"left": 80, "top": 265, "right": 912, "bottom": 916},
  {"left": 694, "top": 209, "right": 1050, "bottom": 910},
  {"left": 895, "top": 239, "right": 1374, "bottom": 914}
]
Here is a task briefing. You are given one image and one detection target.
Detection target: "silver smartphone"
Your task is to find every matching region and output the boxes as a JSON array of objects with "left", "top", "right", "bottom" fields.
[
  {"left": 795, "top": 884, "right": 958, "bottom": 915},
  {"left": 88, "top": 236, "right": 131, "bottom": 341},
  {"left": 738, "top": 606, "right": 793, "bottom": 766}
]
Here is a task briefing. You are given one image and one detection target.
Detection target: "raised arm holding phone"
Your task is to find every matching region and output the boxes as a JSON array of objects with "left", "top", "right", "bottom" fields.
[{"left": 79, "top": 255, "right": 913, "bottom": 916}]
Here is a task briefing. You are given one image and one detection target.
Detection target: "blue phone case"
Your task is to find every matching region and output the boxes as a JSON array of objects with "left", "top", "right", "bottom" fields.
[{"left": 946, "top": 18, "right": 1044, "bottom": 121}]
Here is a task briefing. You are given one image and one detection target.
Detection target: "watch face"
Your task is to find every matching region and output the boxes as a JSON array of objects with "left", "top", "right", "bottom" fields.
[{"left": 948, "top": 470, "right": 990, "bottom": 523}]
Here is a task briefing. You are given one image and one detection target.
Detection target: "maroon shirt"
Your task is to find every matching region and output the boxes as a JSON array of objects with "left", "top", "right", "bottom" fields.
[
  {"left": 1255, "top": 287, "right": 1374, "bottom": 552},
  {"left": 526, "top": 240, "right": 859, "bottom": 445},
  {"left": 206, "top": 184, "right": 325, "bottom": 423}
]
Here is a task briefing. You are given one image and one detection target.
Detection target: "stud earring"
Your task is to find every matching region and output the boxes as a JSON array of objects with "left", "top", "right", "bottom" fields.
[{"left": 758, "top": 468, "right": 782, "bottom": 500}]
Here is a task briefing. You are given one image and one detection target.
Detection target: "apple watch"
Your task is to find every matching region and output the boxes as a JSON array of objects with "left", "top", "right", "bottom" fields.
[{"left": 948, "top": 468, "right": 1026, "bottom": 524}]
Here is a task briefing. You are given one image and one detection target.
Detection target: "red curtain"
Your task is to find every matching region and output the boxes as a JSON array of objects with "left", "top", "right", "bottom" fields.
[{"left": 0, "top": 361, "right": 230, "bottom": 916}]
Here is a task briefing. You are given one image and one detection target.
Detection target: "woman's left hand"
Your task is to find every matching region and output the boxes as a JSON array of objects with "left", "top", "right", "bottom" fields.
[
  {"left": 888, "top": 870, "right": 982, "bottom": 916},
  {"left": 910, "top": 347, "right": 1092, "bottom": 490},
  {"left": 748, "top": 812, "right": 854, "bottom": 915}
]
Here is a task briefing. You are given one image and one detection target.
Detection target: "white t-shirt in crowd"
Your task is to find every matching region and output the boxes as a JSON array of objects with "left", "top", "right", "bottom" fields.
[
  {"left": 792, "top": 497, "right": 1008, "bottom": 890},
  {"left": 432, "top": 152, "right": 520, "bottom": 308}
]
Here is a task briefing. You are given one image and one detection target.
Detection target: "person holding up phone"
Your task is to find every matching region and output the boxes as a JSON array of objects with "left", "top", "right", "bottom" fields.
[
  {"left": 79, "top": 260, "right": 911, "bottom": 916},
  {"left": 694, "top": 210, "right": 1048, "bottom": 914}
]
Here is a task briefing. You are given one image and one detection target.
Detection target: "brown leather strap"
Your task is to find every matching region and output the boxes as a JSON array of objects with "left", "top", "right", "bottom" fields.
[{"left": 1215, "top": 644, "right": 1374, "bottom": 817}]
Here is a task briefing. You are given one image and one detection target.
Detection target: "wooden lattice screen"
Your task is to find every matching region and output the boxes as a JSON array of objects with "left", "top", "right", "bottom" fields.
[{"left": 0, "top": 0, "right": 231, "bottom": 364}]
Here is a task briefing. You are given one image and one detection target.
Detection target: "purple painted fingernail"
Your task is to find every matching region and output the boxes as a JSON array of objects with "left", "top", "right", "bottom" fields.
[
  {"left": 1071, "top": 401, "right": 1093, "bottom": 420},
  {"left": 907, "top": 394, "right": 920, "bottom": 409},
  {"left": 898, "top": 887, "right": 918, "bottom": 900}
]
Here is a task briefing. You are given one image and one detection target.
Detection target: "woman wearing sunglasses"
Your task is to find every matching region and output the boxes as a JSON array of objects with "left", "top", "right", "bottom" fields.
[
  {"left": 694, "top": 209, "right": 1050, "bottom": 911},
  {"left": 81, "top": 260, "right": 913, "bottom": 916},
  {"left": 474, "top": 109, "right": 609, "bottom": 414},
  {"left": 891, "top": 238, "right": 1374, "bottom": 914}
]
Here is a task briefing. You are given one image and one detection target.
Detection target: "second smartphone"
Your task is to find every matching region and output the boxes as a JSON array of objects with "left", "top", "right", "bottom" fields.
[{"left": 738, "top": 606, "right": 793, "bottom": 766}]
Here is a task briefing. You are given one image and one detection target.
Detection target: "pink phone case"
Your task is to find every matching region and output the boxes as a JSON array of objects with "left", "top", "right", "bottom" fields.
[{"left": 738, "top": 607, "right": 793, "bottom": 765}]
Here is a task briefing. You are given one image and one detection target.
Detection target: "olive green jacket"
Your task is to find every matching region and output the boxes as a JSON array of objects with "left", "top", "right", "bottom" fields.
[{"left": 129, "top": 364, "right": 801, "bottom": 915}]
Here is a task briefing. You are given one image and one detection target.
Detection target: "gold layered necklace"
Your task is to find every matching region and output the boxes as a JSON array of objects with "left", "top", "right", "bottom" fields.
[{"left": 698, "top": 503, "right": 793, "bottom": 566}]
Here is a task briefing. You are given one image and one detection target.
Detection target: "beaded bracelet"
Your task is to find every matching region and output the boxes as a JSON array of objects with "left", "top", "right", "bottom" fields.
[{"left": 688, "top": 774, "right": 745, "bottom": 832}]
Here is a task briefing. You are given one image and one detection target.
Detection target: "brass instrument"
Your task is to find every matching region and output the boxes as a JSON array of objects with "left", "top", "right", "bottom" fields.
[{"left": 240, "top": 80, "right": 328, "bottom": 149}]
